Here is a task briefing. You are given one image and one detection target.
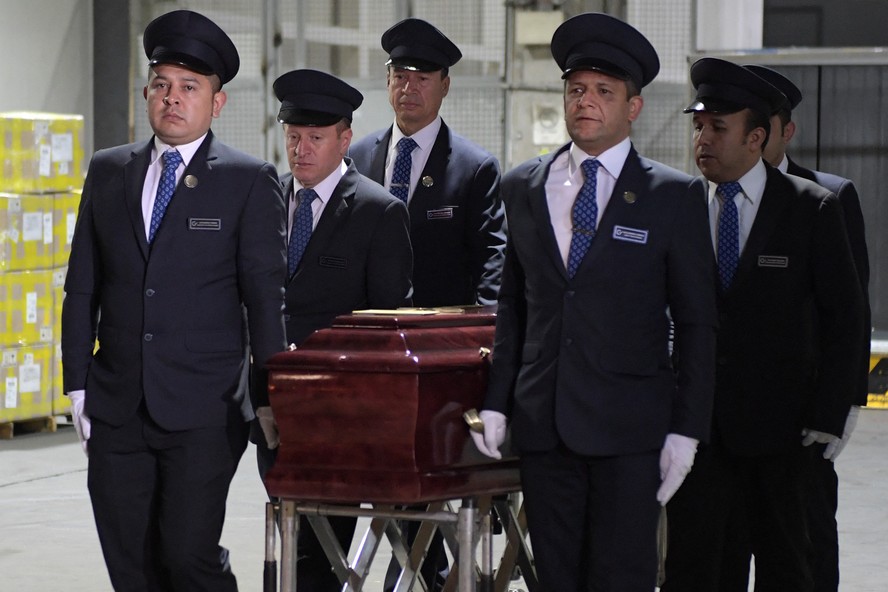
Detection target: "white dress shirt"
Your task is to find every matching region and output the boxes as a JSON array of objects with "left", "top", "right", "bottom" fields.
[
  {"left": 706, "top": 159, "right": 768, "bottom": 256},
  {"left": 141, "top": 134, "right": 206, "bottom": 238},
  {"left": 545, "top": 138, "right": 631, "bottom": 268},
  {"left": 383, "top": 116, "right": 442, "bottom": 204},
  {"left": 287, "top": 160, "right": 347, "bottom": 238}
]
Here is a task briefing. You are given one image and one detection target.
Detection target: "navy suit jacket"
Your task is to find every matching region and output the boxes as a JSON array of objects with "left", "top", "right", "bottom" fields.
[
  {"left": 786, "top": 157, "right": 871, "bottom": 406},
  {"left": 62, "top": 132, "right": 288, "bottom": 429},
  {"left": 349, "top": 121, "right": 506, "bottom": 307},
  {"left": 710, "top": 164, "right": 864, "bottom": 456},
  {"left": 484, "top": 143, "right": 718, "bottom": 457},
  {"left": 280, "top": 159, "right": 413, "bottom": 349}
]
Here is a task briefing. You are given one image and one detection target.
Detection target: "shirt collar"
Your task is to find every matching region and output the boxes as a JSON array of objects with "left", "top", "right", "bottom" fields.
[
  {"left": 391, "top": 116, "right": 442, "bottom": 154},
  {"left": 292, "top": 159, "right": 348, "bottom": 204},
  {"left": 152, "top": 134, "right": 206, "bottom": 167},
  {"left": 568, "top": 136, "right": 631, "bottom": 180},
  {"left": 775, "top": 154, "right": 788, "bottom": 173},
  {"left": 707, "top": 158, "right": 768, "bottom": 207}
]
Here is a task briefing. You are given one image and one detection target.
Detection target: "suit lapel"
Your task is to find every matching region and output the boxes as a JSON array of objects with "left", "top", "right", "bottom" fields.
[
  {"left": 287, "top": 162, "right": 356, "bottom": 285},
  {"left": 575, "top": 146, "right": 648, "bottom": 275},
  {"left": 732, "top": 167, "right": 791, "bottom": 286},
  {"left": 124, "top": 140, "right": 154, "bottom": 261},
  {"left": 528, "top": 144, "right": 570, "bottom": 279},
  {"left": 367, "top": 128, "right": 391, "bottom": 185}
]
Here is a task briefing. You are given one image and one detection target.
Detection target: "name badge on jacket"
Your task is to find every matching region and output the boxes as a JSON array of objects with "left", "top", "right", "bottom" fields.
[
  {"left": 427, "top": 207, "right": 455, "bottom": 220},
  {"left": 612, "top": 225, "right": 648, "bottom": 244},
  {"left": 188, "top": 218, "right": 222, "bottom": 231},
  {"left": 758, "top": 255, "right": 788, "bottom": 268}
]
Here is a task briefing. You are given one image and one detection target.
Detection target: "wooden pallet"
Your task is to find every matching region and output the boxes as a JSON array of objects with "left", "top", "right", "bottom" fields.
[{"left": 0, "top": 416, "right": 58, "bottom": 439}]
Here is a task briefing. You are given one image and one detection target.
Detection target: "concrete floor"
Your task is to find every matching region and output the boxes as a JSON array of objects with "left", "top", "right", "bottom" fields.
[{"left": 1, "top": 410, "right": 886, "bottom": 591}]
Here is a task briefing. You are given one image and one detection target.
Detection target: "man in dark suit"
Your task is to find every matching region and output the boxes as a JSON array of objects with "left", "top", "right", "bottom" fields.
[
  {"left": 348, "top": 17, "right": 506, "bottom": 308},
  {"left": 349, "top": 18, "right": 506, "bottom": 589},
  {"left": 470, "top": 13, "right": 718, "bottom": 590},
  {"left": 61, "top": 10, "right": 288, "bottom": 591},
  {"left": 254, "top": 68, "right": 413, "bottom": 591},
  {"left": 740, "top": 64, "right": 870, "bottom": 592},
  {"left": 661, "top": 58, "right": 865, "bottom": 592}
]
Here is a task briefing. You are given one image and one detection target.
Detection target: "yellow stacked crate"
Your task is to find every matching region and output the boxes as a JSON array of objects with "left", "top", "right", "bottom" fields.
[
  {"left": 0, "top": 112, "right": 85, "bottom": 194},
  {"left": 0, "top": 113, "right": 82, "bottom": 434},
  {"left": 51, "top": 268, "right": 67, "bottom": 414},
  {"left": 0, "top": 344, "right": 54, "bottom": 426},
  {"left": 0, "top": 192, "right": 55, "bottom": 271}
]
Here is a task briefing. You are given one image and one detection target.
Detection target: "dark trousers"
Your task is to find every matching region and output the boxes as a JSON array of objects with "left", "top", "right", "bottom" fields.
[
  {"left": 662, "top": 443, "right": 814, "bottom": 592},
  {"left": 520, "top": 446, "right": 661, "bottom": 592},
  {"left": 806, "top": 445, "right": 840, "bottom": 592},
  {"left": 88, "top": 403, "right": 248, "bottom": 592},
  {"left": 257, "top": 441, "right": 357, "bottom": 592}
]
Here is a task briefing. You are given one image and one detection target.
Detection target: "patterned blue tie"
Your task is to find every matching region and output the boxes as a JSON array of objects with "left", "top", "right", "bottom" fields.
[
  {"left": 148, "top": 149, "right": 182, "bottom": 243},
  {"left": 567, "top": 158, "right": 600, "bottom": 278},
  {"left": 716, "top": 181, "right": 742, "bottom": 291},
  {"left": 389, "top": 137, "right": 417, "bottom": 203},
  {"left": 287, "top": 188, "right": 318, "bottom": 276}
]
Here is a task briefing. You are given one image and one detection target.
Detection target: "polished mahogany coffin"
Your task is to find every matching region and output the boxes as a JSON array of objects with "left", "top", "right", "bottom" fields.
[{"left": 264, "top": 307, "right": 519, "bottom": 503}]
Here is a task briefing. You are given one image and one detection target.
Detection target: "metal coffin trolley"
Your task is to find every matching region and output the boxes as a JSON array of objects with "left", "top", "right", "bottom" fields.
[{"left": 263, "top": 307, "right": 537, "bottom": 592}]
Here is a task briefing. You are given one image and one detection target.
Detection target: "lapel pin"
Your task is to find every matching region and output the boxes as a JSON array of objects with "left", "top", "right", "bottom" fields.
[
  {"left": 623, "top": 191, "right": 637, "bottom": 204},
  {"left": 421, "top": 175, "right": 434, "bottom": 188},
  {"left": 184, "top": 175, "right": 198, "bottom": 189}
]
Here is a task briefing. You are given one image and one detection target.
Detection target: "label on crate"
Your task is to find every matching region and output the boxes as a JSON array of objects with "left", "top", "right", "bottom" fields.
[
  {"left": 43, "top": 212, "right": 53, "bottom": 244},
  {"left": 5, "top": 377, "right": 17, "bottom": 408},
  {"left": 2, "top": 351, "right": 17, "bottom": 365},
  {"left": 18, "top": 363, "right": 40, "bottom": 393},
  {"left": 8, "top": 197, "right": 21, "bottom": 213},
  {"left": 39, "top": 145, "right": 52, "bottom": 177},
  {"left": 67, "top": 212, "right": 76, "bottom": 244},
  {"left": 23, "top": 212, "right": 43, "bottom": 242},
  {"left": 26, "top": 292, "right": 37, "bottom": 324},
  {"left": 39, "top": 326, "right": 53, "bottom": 342},
  {"left": 51, "top": 133, "right": 74, "bottom": 163}
]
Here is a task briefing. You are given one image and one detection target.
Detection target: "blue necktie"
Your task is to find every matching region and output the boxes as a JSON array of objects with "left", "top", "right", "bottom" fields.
[
  {"left": 716, "top": 181, "right": 742, "bottom": 291},
  {"left": 389, "top": 137, "right": 417, "bottom": 203},
  {"left": 567, "top": 158, "right": 600, "bottom": 278},
  {"left": 287, "top": 188, "right": 318, "bottom": 276},
  {"left": 148, "top": 149, "right": 182, "bottom": 243}
]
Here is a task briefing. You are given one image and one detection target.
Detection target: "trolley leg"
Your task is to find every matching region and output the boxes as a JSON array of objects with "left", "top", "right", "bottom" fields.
[
  {"left": 264, "top": 502, "right": 279, "bottom": 592},
  {"left": 479, "top": 508, "right": 493, "bottom": 592},
  {"left": 280, "top": 500, "right": 298, "bottom": 592},
  {"left": 458, "top": 498, "right": 478, "bottom": 592}
]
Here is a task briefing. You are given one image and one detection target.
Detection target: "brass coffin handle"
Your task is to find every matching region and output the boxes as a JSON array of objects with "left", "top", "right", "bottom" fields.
[{"left": 463, "top": 408, "right": 485, "bottom": 433}]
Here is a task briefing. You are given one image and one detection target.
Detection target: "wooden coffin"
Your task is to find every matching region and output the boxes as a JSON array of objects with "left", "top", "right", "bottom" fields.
[{"left": 264, "top": 307, "right": 519, "bottom": 504}]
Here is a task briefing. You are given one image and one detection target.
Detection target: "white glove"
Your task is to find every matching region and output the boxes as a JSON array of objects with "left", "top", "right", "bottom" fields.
[
  {"left": 67, "top": 390, "right": 90, "bottom": 456},
  {"left": 801, "top": 428, "right": 839, "bottom": 447},
  {"left": 656, "top": 433, "right": 698, "bottom": 506},
  {"left": 256, "top": 406, "right": 280, "bottom": 450},
  {"left": 823, "top": 406, "right": 860, "bottom": 461},
  {"left": 469, "top": 410, "right": 507, "bottom": 460}
]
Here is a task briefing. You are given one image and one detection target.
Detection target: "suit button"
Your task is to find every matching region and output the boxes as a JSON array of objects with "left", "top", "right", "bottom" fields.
[
  {"left": 145, "top": 289, "right": 155, "bottom": 297},
  {"left": 144, "top": 333, "right": 153, "bottom": 342},
  {"left": 565, "top": 337, "right": 573, "bottom": 346},
  {"left": 566, "top": 291, "right": 575, "bottom": 298}
]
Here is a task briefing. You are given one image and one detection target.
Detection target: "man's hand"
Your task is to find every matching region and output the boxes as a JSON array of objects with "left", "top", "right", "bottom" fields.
[
  {"left": 67, "top": 390, "right": 90, "bottom": 456},
  {"left": 823, "top": 406, "right": 860, "bottom": 461},
  {"left": 256, "top": 406, "right": 280, "bottom": 450},
  {"left": 469, "top": 410, "right": 507, "bottom": 460},
  {"left": 656, "top": 433, "right": 698, "bottom": 506},
  {"left": 801, "top": 428, "right": 839, "bottom": 448}
]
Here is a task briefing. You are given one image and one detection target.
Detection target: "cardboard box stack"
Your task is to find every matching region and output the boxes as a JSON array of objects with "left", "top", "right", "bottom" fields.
[{"left": 0, "top": 112, "right": 83, "bottom": 433}]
